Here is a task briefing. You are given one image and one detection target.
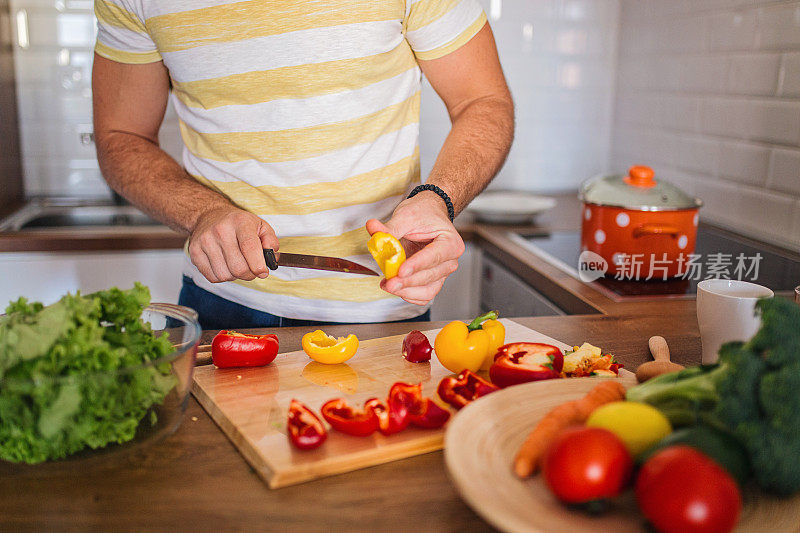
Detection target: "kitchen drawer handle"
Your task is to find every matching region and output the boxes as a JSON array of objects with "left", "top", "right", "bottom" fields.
[{"left": 633, "top": 224, "right": 680, "bottom": 238}]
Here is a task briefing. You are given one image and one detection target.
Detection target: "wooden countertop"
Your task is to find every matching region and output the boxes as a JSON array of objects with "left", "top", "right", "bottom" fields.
[
  {"left": 0, "top": 309, "right": 701, "bottom": 531},
  {"left": 0, "top": 193, "right": 707, "bottom": 531}
]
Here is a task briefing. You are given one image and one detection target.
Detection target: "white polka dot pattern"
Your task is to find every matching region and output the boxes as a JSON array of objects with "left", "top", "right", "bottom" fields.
[{"left": 594, "top": 229, "right": 606, "bottom": 244}]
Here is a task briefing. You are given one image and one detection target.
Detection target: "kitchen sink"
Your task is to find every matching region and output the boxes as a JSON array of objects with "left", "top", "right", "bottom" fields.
[{"left": 0, "top": 200, "right": 163, "bottom": 231}]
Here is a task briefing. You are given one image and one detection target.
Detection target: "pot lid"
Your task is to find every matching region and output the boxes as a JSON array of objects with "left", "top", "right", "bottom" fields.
[{"left": 579, "top": 166, "right": 702, "bottom": 211}]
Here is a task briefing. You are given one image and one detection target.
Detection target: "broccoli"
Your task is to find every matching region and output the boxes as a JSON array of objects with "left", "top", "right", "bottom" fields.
[{"left": 626, "top": 297, "right": 800, "bottom": 495}]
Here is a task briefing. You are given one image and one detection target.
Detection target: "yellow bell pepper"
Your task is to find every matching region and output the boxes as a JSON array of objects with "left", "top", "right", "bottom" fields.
[
  {"left": 434, "top": 311, "right": 505, "bottom": 374},
  {"left": 367, "top": 231, "right": 406, "bottom": 279},
  {"left": 302, "top": 330, "right": 359, "bottom": 364},
  {"left": 480, "top": 318, "right": 506, "bottom": 370}
]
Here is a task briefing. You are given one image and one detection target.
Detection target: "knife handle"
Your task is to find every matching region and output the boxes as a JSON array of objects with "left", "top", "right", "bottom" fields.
[{"left": 263, "top": 249, "right": 279, "bottom": 270}]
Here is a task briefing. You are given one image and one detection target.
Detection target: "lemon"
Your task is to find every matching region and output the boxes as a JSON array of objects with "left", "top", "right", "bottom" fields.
[{"left": 586, "top": 401, "right": 672, "bottom": 456}]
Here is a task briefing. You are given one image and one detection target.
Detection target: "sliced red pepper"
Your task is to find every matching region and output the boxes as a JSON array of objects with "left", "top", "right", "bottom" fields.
[
  {"left": 365, "top": 389, "right": 411, "bottom": 436},
  {"left": 211, "top": 330, "right": 279, "bottom": 368},
  {"left": 287, "top": 399, "right": 327, "bottom": 450},
  {"left": 320, "top": 398, "right": 379, "bottom": 437},
  {"left": 437, "top": 369, "right": 499, "bottom": 410},
  {"left": 489, "top": 342, "right": 563, "bottom": 388},
  {"left": 408, "top": 398, "right": 451, "bottom": 429},
  {"left": 386, "top": 381, "right": 450, "bottom": 429},
  {"left": 402, "top": 330, "right": 432, "bottom": 363}
]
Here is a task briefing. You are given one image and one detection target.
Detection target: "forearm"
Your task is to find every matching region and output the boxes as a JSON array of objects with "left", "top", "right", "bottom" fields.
[
  {"left": 96, "top": 131, "right": 235, "bottom": 234},
  {"left": 425, "top": 95, "right": 514, "bottom": 214}
]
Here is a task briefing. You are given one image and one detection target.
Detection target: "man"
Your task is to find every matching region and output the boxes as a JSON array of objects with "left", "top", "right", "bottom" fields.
[{"left": 92, "top": 0, "right": 513, "bottom": 329}]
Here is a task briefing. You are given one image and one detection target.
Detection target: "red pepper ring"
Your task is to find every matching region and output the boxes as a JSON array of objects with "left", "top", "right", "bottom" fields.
[
  {"left": 211, "top": 330, "right": 279, "bottom": 368},
  {"left": 437, "top": 369, "right": 499, "bottom": 410},
  {"left": 287, "top": 399, "right": 327, "bottom": 450},
  {"left": 320, "top": 398, "right": 379, "bottom": 437},
  {"left": 489, "top": 342, "right": 563, "bottom": 389}
]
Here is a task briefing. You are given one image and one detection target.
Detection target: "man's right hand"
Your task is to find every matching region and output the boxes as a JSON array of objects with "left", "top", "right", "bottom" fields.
[{"left": 188, "top": 206, "right": 279, "bottom": 283}]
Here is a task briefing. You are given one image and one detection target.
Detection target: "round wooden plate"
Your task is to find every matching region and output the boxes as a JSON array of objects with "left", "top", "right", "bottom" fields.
[{"left": 444, "top": 377, "right": 800, "bottom": 533}]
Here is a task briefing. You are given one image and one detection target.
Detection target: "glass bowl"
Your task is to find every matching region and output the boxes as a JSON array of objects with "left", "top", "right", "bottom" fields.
[{"left": 0, "top": 303, "right": 201, "bottom": 463}]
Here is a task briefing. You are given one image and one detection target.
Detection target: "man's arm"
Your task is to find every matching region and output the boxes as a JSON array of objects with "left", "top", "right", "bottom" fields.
[
  {"left": 92, "top": 54, "right": 278, "bottom": 282},
  {"left": 366, "top": 23, "right": 514, "bottom": 305}
]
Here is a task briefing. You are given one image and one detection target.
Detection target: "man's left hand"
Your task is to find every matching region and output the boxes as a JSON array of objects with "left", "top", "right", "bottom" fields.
[{"left": 366, "top": 190, "right": 465, "bottom": 306}]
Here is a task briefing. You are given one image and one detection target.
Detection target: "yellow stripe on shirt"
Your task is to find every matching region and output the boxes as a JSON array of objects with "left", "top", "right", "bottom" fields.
[
  {"left": 171, "top": 44, "right": 417, "bottom": 109},
  {"left": 279, "top": 227, "right": 371, "bottom": 258},
  {"left": 179, "top": 92, "right": 420, "bottom": 164},
  {"left": 147, "top": 0, "right": 402, "bottom": 53},
  {"left": 95, "top": 41, "right": 162, "bottom": 64},
  {"left": 235, "top": 275, "right": 391, "bottom": 302},
  {"left": 192, "top": 149, "right": 420, "bottom": 215}
]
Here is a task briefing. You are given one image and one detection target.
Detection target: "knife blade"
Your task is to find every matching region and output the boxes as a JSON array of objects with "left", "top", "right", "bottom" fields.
[{"left": 263, "top": 249, "right": 379, "bottom": 276}]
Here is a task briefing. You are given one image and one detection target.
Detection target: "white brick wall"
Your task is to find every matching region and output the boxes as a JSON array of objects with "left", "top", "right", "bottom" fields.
[
  {"left": 421, "top": 0, "right": 621, "bottom": 193},
  {"left": 611, "top": 0, "right": 800, "bottom": 250}
]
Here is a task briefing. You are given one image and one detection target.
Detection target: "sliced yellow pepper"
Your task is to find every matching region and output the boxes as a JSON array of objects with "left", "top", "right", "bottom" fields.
[
  {"left": 367, "top": 231, "right": 406, "bottom": 279},
  {"left": 301, "top": 330, "right": 359, "bottom": 364},
  {"left": 434, "top": 311, "right": 505, "bottom": 374}
]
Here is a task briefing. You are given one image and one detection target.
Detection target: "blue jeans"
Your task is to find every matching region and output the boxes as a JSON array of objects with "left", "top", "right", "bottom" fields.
[{"left": 178, "top": 276, "right": 430, "bottom": 330}]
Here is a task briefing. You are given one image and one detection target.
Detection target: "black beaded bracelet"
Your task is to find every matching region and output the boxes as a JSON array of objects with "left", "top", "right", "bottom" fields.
[{"left": 407, "top": 184, "right": 455, "bottom": 222}]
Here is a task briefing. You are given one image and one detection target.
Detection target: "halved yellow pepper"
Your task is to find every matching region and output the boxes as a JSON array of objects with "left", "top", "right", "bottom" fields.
[
  {"left": 302, "top": 330, "right": 359, "bottom": 364},
  {"left": 434, "top": 311, "right": 505, "bottom": 374},
  {"left": 367, "top": 231, "right": 406, "bottom": 279}
]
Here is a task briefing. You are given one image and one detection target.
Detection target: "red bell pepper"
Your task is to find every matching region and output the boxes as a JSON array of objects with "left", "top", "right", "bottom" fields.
[
  {"left": 365, "top": 397, "right": 408, "bottom": 436},
  {"left": 402, "top": 330, "right": 432, "bottom": 363},
  {"left": 388, "top": 381, "right": 451, "bottom": 429},
  {"left": 287, "top": 399, "right": 327, "bottom": 450},
  {"left": 211, "top": 330, "right": 279, "bottom": 368},
  {"left": 489, "top": 342, "right": 563, "bottom": 388},
  {"left": 408, "top": 397, "right": 451, "bottom": 429},
  {"left": 363, "top": 381, "right": 420, "bottom": 435},
  {"left": 320, "top": 398, "right": 379, "bottom": 437},
  {"left": 437, "top": 369, "right": 499, "bottom": 410}
]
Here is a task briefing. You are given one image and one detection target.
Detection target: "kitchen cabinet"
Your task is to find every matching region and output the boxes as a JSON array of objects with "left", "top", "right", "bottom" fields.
[
  {"left": 480, "top": 254, "right": 566, "bottom": 317},
  {"left": 430, "top": 242, "right": 482, "bottom": 321},
  {"left": 0, "top": 249, "right": 185, "bottom": 305}
]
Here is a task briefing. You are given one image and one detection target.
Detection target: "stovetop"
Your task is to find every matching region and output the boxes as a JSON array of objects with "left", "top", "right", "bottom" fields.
[{"left": 515, "top": 225, "right": 800, "bottom": 300}]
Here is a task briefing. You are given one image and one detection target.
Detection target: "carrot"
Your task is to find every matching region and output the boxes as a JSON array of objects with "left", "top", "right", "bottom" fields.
[{"left": 513, "top": 380, "right": 626, "bottom": 478}]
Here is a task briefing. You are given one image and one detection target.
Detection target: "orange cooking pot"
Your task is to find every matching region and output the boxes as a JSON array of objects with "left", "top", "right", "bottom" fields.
[{"left": 579, "top": 166, "right": 702, "bottom": 279}]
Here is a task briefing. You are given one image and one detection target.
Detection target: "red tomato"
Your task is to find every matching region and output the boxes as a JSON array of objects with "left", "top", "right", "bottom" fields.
[
  {"left": 542, "top": 427, "right": 632, "bottom": 504},
  {"left": 636, "top": 446, "right": 741, "bottom": 533}
]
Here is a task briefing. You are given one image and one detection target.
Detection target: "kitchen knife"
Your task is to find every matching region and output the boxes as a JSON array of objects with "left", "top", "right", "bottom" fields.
[{"left": 263, "top": 249, "right": 379, "bottom": 276}]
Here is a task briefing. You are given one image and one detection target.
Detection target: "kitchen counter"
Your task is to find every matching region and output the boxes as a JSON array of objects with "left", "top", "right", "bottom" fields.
[
  {"left": 0, "top": 193, "right": 713, "bottom": 530},
  {"left": 0, "top": 308, "right": 702, "bottom": 531}
]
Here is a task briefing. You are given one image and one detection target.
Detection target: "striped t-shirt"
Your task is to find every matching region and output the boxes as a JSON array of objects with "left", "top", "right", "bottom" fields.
[{"left": 94, "top": 0, "right": 487, "bottom": 322}]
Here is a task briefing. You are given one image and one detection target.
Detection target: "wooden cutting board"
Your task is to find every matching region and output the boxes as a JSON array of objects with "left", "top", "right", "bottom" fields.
[
  {"left": 444, "top": 377, "right": 800, "bottom": 533},
  {"left": 192, "top": 319, "right": 627, "bottom": 489}
]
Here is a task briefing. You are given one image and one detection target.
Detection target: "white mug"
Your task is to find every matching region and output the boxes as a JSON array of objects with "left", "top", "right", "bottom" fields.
[{"left": 696, "top": 280, "right": 774, "bottom": 364}]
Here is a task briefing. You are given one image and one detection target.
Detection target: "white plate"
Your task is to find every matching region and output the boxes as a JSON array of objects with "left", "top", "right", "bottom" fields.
[
  {"left": 466, "top": 191, "right": 557, "bottom": 224},
  {"left": 444, "top": 375, "right": 800, "bottom": 533}
]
